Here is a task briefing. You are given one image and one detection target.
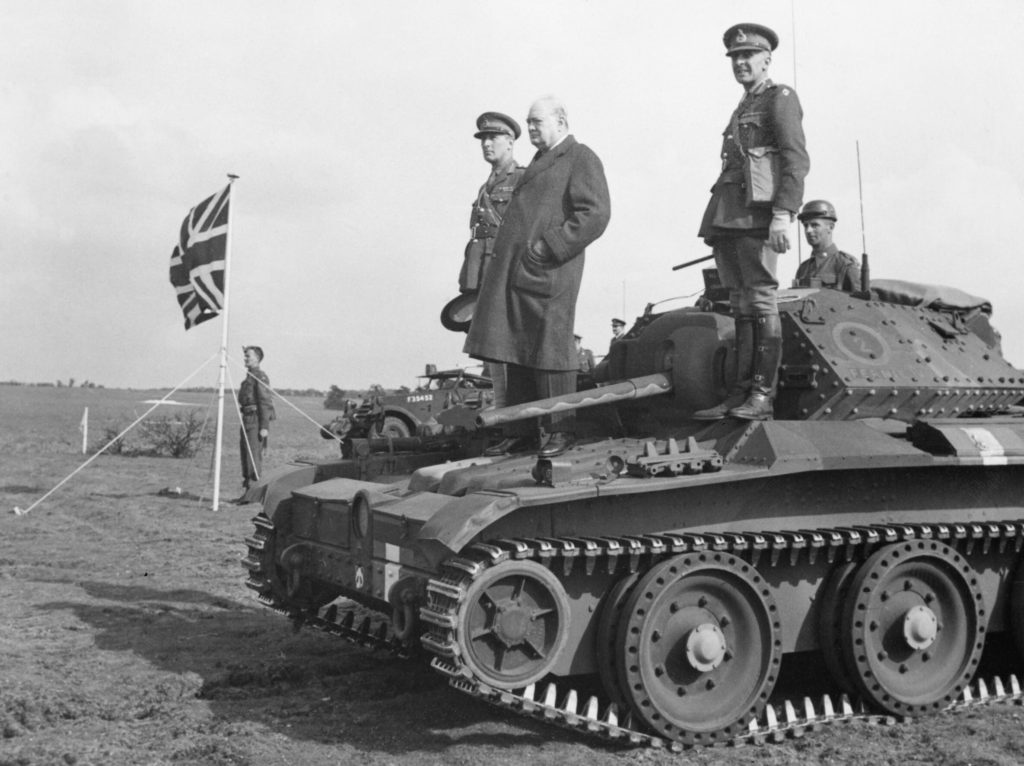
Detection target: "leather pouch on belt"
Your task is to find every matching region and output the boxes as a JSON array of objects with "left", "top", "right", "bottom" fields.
[
  {"left": 744, "top": 146, "right": 780, "bottom": 207},
  {"left": 459, "top": 239, "right": 486, "bottom": 293}
]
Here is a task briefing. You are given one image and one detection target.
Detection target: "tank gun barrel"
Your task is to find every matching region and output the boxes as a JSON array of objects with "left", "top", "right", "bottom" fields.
[{"left": 476, "top": 373, "right": 671, "bottom": 428}]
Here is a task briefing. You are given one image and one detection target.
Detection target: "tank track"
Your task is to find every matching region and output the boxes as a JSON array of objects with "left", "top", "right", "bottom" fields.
[
  {"left": 420, "top": 521, "right": 1024, "bottom": 749},
  {"left": 242, "top": 514, "right": 413, "bottom": 658}
]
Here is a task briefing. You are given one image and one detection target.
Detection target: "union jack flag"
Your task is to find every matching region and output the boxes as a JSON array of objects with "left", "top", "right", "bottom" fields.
[{"left": 169, "top": 184, "right": 230, "bottom": 330}]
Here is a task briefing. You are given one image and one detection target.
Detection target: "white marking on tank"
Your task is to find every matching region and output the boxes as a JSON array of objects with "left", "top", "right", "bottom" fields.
[{"left": 960, "top": 427, "right": 1008, "bottom": 465}]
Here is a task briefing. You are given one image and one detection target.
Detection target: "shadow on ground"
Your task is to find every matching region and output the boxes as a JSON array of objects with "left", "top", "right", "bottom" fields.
[{"left": 37, "top": 580, "right": 583, "bottom": 754}]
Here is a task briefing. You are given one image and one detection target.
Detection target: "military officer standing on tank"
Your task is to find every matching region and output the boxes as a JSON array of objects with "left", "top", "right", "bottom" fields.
[
  {"left": 237, "top": 345, "right": 274, "bottom": 501},
  {"left": 793, "top": 200, "right": 862, "bottom": 292},
  {"left": 694, "top": 23, "right": 809, "bottom": 421},
  {"left": 460, "top": 112, "right": 525, "bottom": 295},
  {"left": 461, "top": 112, "right": 525, "bottom": 409}
]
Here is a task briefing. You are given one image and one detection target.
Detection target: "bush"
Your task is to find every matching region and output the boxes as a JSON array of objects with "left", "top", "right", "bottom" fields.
[
  {"left": 96, "top": 423, "right": 129, "bottom": 455},
  {"left": 141, "top": 410, "right": 213, "bottom": 458},
  {"left": 324, "top": 385, "right": 349, "bottom": 410}
]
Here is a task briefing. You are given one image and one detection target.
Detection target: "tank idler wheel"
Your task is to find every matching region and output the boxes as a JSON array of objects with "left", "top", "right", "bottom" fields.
[
  {"left": 456, "top": 560, "right": 571, "bottom": 689},
  {"left": 617, "top": 552, "right": 782, "bottom": 746},
  {"left": 840, "top": 541, "right": 985, "bottom": 716},
  {"left": 594, "top": 571, "right": 641, "bottom": 708},
  {"left": 817, "top": 560, "right": 861, "bottom": 697}
]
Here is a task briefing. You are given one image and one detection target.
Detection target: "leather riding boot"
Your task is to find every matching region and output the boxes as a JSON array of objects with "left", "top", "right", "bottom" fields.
[
  {"left": 691, "top": 316, "right": 755, "bottom": 420},
  {"left": 729, "top": 314, "right": 782, "bottom": 420}
]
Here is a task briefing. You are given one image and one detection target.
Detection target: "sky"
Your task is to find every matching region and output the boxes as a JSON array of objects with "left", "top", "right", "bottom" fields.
[{"left": 3, "top": 0, "right": 1024, "bottom": 392}]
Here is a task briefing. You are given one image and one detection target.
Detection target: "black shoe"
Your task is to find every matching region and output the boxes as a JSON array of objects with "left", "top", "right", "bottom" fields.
[
  {"left": 537, "top": 432, "right": 575, "bottom": 458},
  {"left": 484, "top": 436, "right": 536, "bottom": 456}
]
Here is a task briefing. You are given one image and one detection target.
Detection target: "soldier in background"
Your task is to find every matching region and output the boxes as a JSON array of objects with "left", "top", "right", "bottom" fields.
[
  {"left": 793, "top": 200, "right": 862, "bottom": 292},
  {"left": 575, "top": 334, "right": 596, "bottom": 390},
  {"left": 694, "top": 23, "right": 809, "bottom": 421},
  {"left": 461, "top": 112, "right": 524, "bottom": 408},
  {"left": 611, "top": 317, "right": 626, "bottom": 341},
  {"left": 237, "top": 345, "right": 274, "bottom": 500}
]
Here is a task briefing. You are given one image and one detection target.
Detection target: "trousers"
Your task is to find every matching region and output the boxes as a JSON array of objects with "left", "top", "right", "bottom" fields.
[
  {"left": 504, "top": 364, "right": 577, "bottom": 435},
  {"left": 712, "top": 235, "right": 779, "bottom": 316},
  {"left": 239, "top": 413, "right": 264, "bottom": 486}
]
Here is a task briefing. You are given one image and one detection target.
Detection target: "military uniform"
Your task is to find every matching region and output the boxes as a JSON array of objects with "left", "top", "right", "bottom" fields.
[
  {"left": 697, "top": 76, "right": 809, "bottom": 314},
  {"left": 693, "top": 23, "right": 809, "bottom": 422},
  {"left": 238, "top": 367, "right": 273, "bottom": 488},
  {"left": 459, "top": 159, "right": 525, "bottom": 293},
  {"left": 794, "top": 244, "right": 862, "bottom": 292}
]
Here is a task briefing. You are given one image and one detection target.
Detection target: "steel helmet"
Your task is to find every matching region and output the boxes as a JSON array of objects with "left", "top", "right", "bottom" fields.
[{"left": 797, "top": 200, "right": 838, "bottom": 222}]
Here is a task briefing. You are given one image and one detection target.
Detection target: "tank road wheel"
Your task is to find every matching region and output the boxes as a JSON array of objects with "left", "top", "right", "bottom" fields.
[
  {"left": 595, "top": 572, "right": 641, "bottom": 707},
  {"left": 817, "top": 561, "right": 861, "bottom": 697},
  {"left": 617, "top": 552, "right": 782, "bottom": 746},
  {"left": 840, "top": 541, "right": 985, "bottom": 716},
  {"left": 456, "top": 560, "right": 571, "bottom": 689}
]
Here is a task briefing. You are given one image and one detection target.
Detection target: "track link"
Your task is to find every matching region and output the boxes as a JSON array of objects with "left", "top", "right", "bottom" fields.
[{"left": 420, "top": 521, "right": 1024, "bottom": 748}]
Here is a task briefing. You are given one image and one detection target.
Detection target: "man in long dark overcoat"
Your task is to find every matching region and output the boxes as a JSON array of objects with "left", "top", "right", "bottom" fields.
[{"left": 464, "top": 96, "right": 611, "bottom": 457}]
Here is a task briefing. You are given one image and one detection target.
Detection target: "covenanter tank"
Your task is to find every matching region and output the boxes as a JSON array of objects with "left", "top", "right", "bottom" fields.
[{"left": 244, "top": 277, "right": 1024, "bottom": 749}]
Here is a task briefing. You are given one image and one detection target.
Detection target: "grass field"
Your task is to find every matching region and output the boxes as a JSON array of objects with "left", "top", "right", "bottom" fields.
[{"left": 3, "top": 385, "right": 1024, "bottom": 765}]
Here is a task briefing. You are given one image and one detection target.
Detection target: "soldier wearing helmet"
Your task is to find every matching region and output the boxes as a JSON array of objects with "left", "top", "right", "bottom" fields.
[
  {"left": 793, "top": 200, "right": 862, "bottom": 292},
  {"left": 694, "top": 23, "right": 810, "bottom": 422}
]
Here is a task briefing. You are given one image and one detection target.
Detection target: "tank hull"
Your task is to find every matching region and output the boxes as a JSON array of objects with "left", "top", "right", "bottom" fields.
[{"left": 245, "top": 287, "right": 1024, "bottom": 747}]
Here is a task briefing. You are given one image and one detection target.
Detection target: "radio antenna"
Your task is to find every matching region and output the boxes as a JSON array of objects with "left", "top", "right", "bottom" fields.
[{"left": 856, "top": 140, "right": 871, "bottom": 293}]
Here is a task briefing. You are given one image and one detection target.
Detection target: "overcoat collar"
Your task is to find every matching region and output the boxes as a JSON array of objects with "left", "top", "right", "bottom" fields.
[{"left": 520, "top": 134, "right": 577, "bottom": 186}]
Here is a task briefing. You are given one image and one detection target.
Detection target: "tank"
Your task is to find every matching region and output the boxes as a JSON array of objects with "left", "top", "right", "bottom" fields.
[{"left": 243, "top": 277, "right": 1024, "bottom": 749}]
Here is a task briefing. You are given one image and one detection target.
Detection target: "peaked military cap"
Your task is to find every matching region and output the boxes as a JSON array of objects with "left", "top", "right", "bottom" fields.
[
  {"left": 474, "top": 112, "right": 521, "bottom": 140},
  {"left": 611, "top": 318, "right": 625, "bottom": 326},
  {"left": 798, "top": 200, "right": 838, "bottom": 222},
  {"left": 723, "top": 23, "right": 779, "bottom": 56}
]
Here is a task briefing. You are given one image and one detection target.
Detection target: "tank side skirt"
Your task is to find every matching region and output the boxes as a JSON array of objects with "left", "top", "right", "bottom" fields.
[{"left": 418, "top": 518, "right": 1024, "bottom": 748}]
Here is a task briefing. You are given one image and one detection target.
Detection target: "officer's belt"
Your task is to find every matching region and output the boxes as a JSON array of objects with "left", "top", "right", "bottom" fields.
[
  {"left": 471, "top": 223, "right": 497, "bottom": 239},
  {"left": 241, "top": 405, "right": 258, "bottom": 414}
]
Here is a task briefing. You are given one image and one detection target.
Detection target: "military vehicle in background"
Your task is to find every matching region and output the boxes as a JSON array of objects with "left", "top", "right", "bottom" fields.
[
  {"left": 244, "top": 274, "right": 1024, "bottom": 749},
  {"left": 339, "top": 365, "right": 492, "bottom": 440}
]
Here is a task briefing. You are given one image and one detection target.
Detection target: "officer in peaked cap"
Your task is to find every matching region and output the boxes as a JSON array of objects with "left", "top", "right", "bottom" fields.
[
  {"left": 793, "top": 200, "right": 862, "bottom": 292},
  {"left": 461, "top": 112, "right": 525, "bottom": 296},
  {"left": 694, "top": 22, "right": 809, "bottom": 422},
  {"left": 456, "top": 111, "right": 526, "bottom": 413}
]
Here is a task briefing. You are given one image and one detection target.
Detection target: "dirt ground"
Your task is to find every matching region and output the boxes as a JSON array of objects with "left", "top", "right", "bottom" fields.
[{"left": 3, "top": 385, "right": 1024, "bottom": 766}]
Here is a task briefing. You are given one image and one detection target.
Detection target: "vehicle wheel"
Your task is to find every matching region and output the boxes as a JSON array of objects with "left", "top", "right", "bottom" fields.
[
  {"left": 380, "top": 416, "right": 412, "bottom": 439},
  {"left": 594, "top": 571, "right": 641, "bottom": 707},
  {"left": 455, "top": 560, "right": 571, "bottom": 689},
  {"left": 617, "top": 552, "right": 781, "bottom": 746},
  {"left": 840, "top": 541, "right": 985, "bottom": 716},
  {"left": 817, "top": 560, "right": 861, "bottom": 696}
]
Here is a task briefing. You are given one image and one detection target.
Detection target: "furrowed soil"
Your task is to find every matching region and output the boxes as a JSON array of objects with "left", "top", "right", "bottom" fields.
[{"left": 3, "top": 385, "right": 1024, "bottom": 766}]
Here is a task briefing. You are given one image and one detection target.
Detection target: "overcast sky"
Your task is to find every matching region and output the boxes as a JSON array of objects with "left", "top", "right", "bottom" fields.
[{"left": 3, "top": 0, "right": 1023, "bottom": 391}]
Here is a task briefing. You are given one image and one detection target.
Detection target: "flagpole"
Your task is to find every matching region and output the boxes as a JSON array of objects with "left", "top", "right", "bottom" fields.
[{"left": 211, "top": 174, "right": 239, "bottom": 511}]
